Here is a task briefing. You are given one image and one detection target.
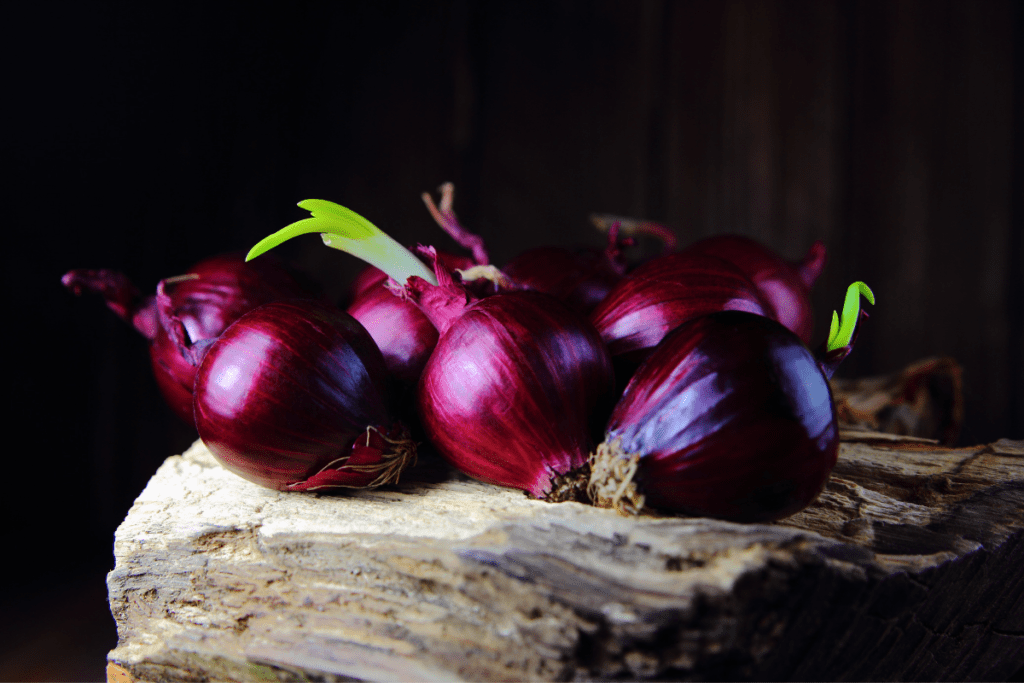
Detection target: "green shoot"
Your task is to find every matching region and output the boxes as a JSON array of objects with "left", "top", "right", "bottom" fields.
[
  {"left": 826, "top": 281, "right": 875, "bottom": 351},
  {"left": 246, "top": 199, "right": 437, "bottom": 286}
]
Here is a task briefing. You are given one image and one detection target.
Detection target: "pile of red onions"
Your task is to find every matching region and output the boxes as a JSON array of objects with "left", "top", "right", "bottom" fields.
[
  {"left": 247, "top": 200, "right": 616, "bottom": 500},
  {"left": 67, "top": 191, "right": 874, "bottom": 525}
]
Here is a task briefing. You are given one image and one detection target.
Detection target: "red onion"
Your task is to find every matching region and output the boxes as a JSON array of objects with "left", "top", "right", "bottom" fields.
[
  {"left": 247, "top": 199, "right": 614, "bottom": 498},
  {"left": 62, "top": 252, "right": 314, "bottom": 423},
  {"left": 405, "top": 252, "right": 615, "bottom": 499},
  {"left": 192, "top": 299, "right": 415, "bottom": 491},
  {"left": 589, "top": 283, "right": 874, "bottom": 522},
  {"left": 589, "top": 251, "right": 772, "bottom": 375},
  {"left": 500, "top": 224, "right": 631, "bottom": 316},
  {"left": 346, "top": 283, "right": 439, "bottom": 388},
  {"left": 589, "top": 311, "right": 839, "bottom": 522},
  {"left": 681, "top": 235, "right": 826, "bottom": 344}
]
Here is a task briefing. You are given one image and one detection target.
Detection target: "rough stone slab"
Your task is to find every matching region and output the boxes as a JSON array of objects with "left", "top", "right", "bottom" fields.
[{"left": 107, "top": 434, "right": 1024, "bottom": 681}]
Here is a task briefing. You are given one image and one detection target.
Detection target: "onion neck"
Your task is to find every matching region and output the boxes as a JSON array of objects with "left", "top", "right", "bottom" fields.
[
  {"left": 62, "top": 269, "right": 159, "bottom": 339},
  {"left": 421, "top": 182, "right": 490, "bottom": 265},
  {"left": 589, "top": 213, "right": 678, "bottom": 254},
  {"left": 390, "top": 246, "right": 473, "bottom": 336}
]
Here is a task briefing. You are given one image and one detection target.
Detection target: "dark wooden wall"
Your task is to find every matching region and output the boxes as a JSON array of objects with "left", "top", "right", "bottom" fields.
[{"left": 5, "top": 0, "right": 1020, "bottom": 589}]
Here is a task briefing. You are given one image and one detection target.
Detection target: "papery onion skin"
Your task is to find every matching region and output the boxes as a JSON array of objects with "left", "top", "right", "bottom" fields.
[
  {"left": 417, "top": 290, "right": 615, "bottom": 498},
  {"left": 595, "top": 311, "right": 838, "bottom": 523},
  {"left": 589, "top": 252, "right": 772, "bottom": 374},
  {"left": 681, "top": 235, "right": 826, "bottom": 344},
  {"left": 63, "top": 252, "right": 315, "bottom": 423},
  {"left": 194, "top": 299, "right": 413, "bottom": 491}
]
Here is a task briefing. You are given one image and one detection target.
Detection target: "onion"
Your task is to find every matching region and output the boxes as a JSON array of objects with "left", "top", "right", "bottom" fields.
[
  {"left": 406, "top": 253, "right": 615, "bottom": 499},
  {"left": 588, "top": 283, "right": 873, "bottom": 522},
  {"left": 681, "top": 235, "right": 827, "bottom": 344},
  {"left": 248, "top": 200, "right": 616, "bottom": 500},
  {"left": 346, "top": 284, "right": 439, "bottom": 388},
  {"left": 62, "top": 252, "right": 315, "bottom": 423},
  {"left": 192, "top": 298, "right": 415, "bottom": 491},
  {"left": 500, "top": 224, "right": 630, "bottom": 315},
  {"left": 588, "top": 251, "right": 772, "bottom": 377}
]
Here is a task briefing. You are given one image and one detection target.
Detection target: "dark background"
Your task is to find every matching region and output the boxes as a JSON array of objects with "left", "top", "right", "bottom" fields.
[{"left": 2, "top": 1, "right": 1021, "bottom": 680}]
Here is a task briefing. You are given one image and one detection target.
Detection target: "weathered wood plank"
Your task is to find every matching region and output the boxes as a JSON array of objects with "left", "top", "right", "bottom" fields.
[{"left": 107, "top": 431, "right": 1024, "bottom": 681}]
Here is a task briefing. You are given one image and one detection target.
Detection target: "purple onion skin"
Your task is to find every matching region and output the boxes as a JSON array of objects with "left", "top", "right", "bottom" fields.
[
  {"left": 346, "top": 251, "right": 476, "bottom": 389},
  {"left": 681, "top": 235, "right": 826, "bottom": 344},
  {"left": 347, "top": 284, "right": 439, "bottom": 388},
  {"left": 501, "top": 246, "right": 624, "bottom": 315},
  {"left": 418, "top": 290, "right": 615, "bottom": 498},
  {"left": 194, "top": 299, "right": 407, "bottom": 491},
  {"left": 589, "top": 252, "right": 771, "bottom": 376},
  {"left": 165, "top": 252, "right": 316, "bottom": 342},
  {"left": 605, "top": 311, "right": 838, "bottom": 523},
  {"left": 63, "top": 252, "right": 315, "bottom": 423}
]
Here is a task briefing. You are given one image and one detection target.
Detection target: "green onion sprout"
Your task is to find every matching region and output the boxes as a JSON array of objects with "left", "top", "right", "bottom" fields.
[
  {"left": 826, "top": 281, "right": 875, "bottom": 351},
  {"left": 246, "top": 199, "right": 438, "bottom": 286}
]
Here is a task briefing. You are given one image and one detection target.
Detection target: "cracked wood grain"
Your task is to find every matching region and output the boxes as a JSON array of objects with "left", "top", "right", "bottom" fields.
[{"left": 107, "top": 434, "right": 1024, "bottom": 681}]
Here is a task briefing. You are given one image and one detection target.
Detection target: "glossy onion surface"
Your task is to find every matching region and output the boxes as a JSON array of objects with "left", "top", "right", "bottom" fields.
[
  {"left": 194, "top": 299, "right": 405, "bottom": 491},
  {"left": 347, "top": 284, "right": 439, "bottom": 388},
  {"left": 152, "top": 253, "right": 315, "bottom": 422},
  {"left": 681, "top": 235, "right": 826, "bottom": 344},
  {"left": 603, "top": 311, "right": 838, "bottom": 522},
  {"left": 589, "top": 252, "right": 770, "bottom": 371},
  {"left": 418, "top": 291, "right": 615, "bottom": 497}
]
